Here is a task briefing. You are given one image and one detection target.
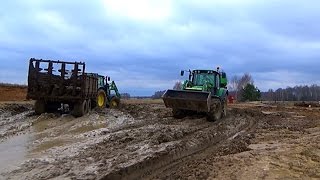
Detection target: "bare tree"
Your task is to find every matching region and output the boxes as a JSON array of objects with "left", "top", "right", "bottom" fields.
[
  {"left": 228, "top": 73, "right": 253, "bottom": 100},
  {"left": 173, "top": 81, "right": 182, "bottom": 90},
  {"left": 151, "top": 90, "right": 166, "bottom": 99},
  {"left": 238, "top": 73, "right": 253, "bottom": 90},
  {"left": 229, "top": 75, "right": 240, "bottom": 92}
]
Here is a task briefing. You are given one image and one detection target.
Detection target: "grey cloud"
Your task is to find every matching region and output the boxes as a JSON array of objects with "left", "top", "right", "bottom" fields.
[{"left": 1, "top": 0, "right": 320, "bottom": 95}]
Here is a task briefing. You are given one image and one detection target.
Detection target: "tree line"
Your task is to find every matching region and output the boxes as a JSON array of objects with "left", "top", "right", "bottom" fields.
[{"left": 261, "top": 85, "right": 320, "bottom": 101}]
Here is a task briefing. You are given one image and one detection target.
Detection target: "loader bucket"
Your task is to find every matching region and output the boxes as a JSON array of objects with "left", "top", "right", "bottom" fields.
[{"left": 162, "top": 90, "right": 211, "bottom": 112}]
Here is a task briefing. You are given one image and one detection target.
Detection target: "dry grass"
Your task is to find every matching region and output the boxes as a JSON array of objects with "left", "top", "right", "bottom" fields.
[
  {"left": 0, "top": 84, "right": 27, "bottom": 101},
  {"left": 0, "top": 83, "right": 27, "bottom": 88}
]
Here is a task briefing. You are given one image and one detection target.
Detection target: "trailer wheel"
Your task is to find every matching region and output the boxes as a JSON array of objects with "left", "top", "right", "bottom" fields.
[
  {"left": 35, "top": 100, "right": 46, "bottom": 115},
  {"left": 87, "top": 99, "right": 92, "bottom": 112},
  {"left": 97, "top": 89, "right": 107, "bottom": 109},
  {"left": 207, "top": 101, "right": 222, "bottom": 121},
  {"left": 72, "top": 100, "right": 87, "bottom": 117},
  {"left": 109, "top": 96, "right": 120, "bottom": 108}
]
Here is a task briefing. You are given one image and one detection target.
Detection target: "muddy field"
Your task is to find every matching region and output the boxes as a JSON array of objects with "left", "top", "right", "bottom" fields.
[{"left": 0, "top": 100, "right": 319, "bottom": 179}]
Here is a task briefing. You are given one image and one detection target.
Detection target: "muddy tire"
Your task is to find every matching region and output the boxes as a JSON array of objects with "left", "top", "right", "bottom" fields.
[
  {"left": 35, "top": 100, "right": 46, "bottom": 115},
  {"left": 96, "top": 89, "right": 107, "bottom": 109},
  {"left": 207, "top": 101, "right": 222, "bottom": 121},
  {"left": 109, "top": 96, "right": 120, "bottom": 108},
  {"left": 72, "top": 100, "right": 87, "bottom": 117},
  {"left": 222, "top": 97, "right": 227, "bottom": 117},
  {"left": 87, "top": 99, "right": 92, "bottom": 112},
  {"left": 172, "top": 109, "right": 185, "bottom": 119}
]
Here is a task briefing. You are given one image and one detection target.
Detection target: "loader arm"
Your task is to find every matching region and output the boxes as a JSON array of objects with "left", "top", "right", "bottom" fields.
[{"left": 110, "top": 81, "right": 121, "bottom": 98}]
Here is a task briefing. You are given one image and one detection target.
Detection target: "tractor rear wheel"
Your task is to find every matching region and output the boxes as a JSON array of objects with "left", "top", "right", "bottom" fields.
[
  {"left": 207, "top": 101, "right": 222, "bottom": 121},
  {"left": 96, "top": 89, "right": 107, "bottom": 109},
  {"left": 109, "top": 96, "right": 120, "bottom": 108},
  {"left": 35, "top": 100, "right": 46, "bottom": 115}
]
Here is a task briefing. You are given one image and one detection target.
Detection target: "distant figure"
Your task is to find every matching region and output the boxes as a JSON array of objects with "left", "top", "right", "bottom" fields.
[{"left": 228, "top": 95, "right": 235, "bottom": 103}]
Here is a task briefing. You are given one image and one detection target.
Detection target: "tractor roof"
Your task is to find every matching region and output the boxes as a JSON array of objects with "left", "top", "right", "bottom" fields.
[{"left": 192, "top": 70, "right": 219, "bottom": 74}]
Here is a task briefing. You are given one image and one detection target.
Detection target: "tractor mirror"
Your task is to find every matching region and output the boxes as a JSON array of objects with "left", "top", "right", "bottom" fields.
[
  {"left": 221, "top": 72, "right": 226, "bottom": 78},
  {"left": 180, "top": 70, "right": 184, "bottom": 76},
  {"left": 106, "top": 76, "right": 111, "bottom": 81}
]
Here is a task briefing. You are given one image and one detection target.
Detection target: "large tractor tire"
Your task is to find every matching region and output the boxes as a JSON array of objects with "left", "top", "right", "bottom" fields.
[
  {"left": 96, "top": 89, "right": 107, "bottom": 109},
  {"left": 72, "top": 100, "right": 87, "bottom": 117},
  {"left": 207, "top": 101, "right": 223, "bottom": 122},
  {"left": 35, "top": 100, "right": 46, "bottom": 115},
  {"left": 109, "top": 96, "right": 120, "bottom": 108},
  {"left": 222, "top": 97, "right": 227, "bottom": 117},
  {"left": 172, "top": 109, "right": 185, "bottom": 119}
]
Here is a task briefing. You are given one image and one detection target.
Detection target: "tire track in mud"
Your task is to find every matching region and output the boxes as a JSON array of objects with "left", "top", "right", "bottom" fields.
[
  {"left": 154, "top": 110, "right": 259, "bottom": 180},
  {"left": 100, "top": 108, "right": 259, "bottom": 180},
  {"left": 108, "top": 104, "right": 211, "bottom": 135}
]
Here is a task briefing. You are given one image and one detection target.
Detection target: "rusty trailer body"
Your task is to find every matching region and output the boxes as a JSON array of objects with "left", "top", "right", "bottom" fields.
[{"left": 27, "top": 58, "right": 98, "bottom": 117}]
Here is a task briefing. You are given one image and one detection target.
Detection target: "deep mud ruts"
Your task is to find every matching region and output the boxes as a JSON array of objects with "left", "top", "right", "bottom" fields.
[{"left": 1, "top": 101, "right": 319, "bottom": 179}]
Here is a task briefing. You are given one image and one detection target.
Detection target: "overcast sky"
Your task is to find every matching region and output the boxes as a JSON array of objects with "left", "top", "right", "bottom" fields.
[{"left": 1, "top": 0, "right": 320, "bottom": 95}]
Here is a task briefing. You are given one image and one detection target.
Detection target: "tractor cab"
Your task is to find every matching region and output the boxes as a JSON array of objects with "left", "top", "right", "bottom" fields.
[
  {"left": 97, "top": 75, "right": 110, "bottom": 90},
  {"left": 189, "top": 70, "right": 217, "bottom": 91},
  {"left": 181, "top": 69, "right": 226, "bottom": 95}
]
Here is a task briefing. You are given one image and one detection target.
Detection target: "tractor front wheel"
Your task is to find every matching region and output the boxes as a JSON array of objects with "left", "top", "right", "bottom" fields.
[
  {"left": 207, "top": 101, "right": 222, "bottom": 121},
  {"left": 109, "top": 96, "right": 120, "bottom": 108}
]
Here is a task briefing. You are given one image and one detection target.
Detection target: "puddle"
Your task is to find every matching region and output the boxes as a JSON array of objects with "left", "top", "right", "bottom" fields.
[
  {"left": 0, "top": 134, "right": 31, "bottom": 174},
  {"left": 69, "top": 124, "right": 106, "bottom": 134},
  {"left": 31, "top": 138, "right": 68, "bottom": 153}
]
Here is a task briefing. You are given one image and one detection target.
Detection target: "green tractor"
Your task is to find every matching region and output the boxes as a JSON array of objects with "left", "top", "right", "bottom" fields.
[
  {"left": 88, "top": 73, "right": 121, "bottom": 109},
  {"left": 162, "top": 68, "right": 228, "bottom": 121}
]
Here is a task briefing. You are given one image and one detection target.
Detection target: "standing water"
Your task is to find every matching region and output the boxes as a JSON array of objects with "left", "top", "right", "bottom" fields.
[{"left": 0, "top": 134, "right": 31, "bottom": 174}]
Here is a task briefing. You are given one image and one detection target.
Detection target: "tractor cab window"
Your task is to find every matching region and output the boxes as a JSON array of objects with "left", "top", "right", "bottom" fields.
[
  {"left": 216, "top": 75, "right": 220, "bottom": 88},
  {"left": 98, "top": 77, "right": 105, "bottom": 88},
  {"left": 193, "top": 73, "right": 215, "bottom": 86}
]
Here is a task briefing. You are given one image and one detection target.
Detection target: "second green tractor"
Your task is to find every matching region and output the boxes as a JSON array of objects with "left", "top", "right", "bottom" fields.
[
  {"left": 89, "top": 73, "right": 121, "bottom": 109},
  {"left": 162, "top": 68, "right": 228, "bottom": 121}
]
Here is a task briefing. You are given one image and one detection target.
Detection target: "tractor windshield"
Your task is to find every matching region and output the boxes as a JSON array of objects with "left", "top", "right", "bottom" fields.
[
  {"left": 193, "top": 73, "right": 215, "bottom": 86},
  {"left": 98, "top": 76, "right": 105, "bottom": 88}
]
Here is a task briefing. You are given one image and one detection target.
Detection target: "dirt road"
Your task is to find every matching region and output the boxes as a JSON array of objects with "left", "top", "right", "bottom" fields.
[{"left": 0, "top": 100, "right": 319, "bottom": 179}]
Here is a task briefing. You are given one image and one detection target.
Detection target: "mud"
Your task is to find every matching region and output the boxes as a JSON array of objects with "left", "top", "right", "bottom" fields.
[{"left": 0, "top": 101, "right": 319, "bottom": 179}]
